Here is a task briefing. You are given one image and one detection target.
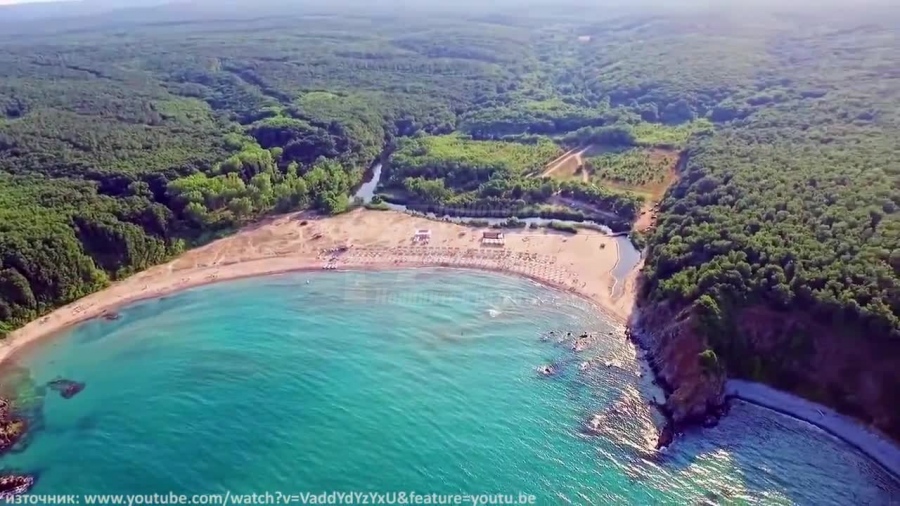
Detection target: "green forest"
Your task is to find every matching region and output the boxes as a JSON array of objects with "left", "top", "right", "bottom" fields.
[
  {"left": 1, "top": 0, "right": 899, "bottom": 435},
  {"left": 381, "top": 133, "right": 641, "bottom": 223}
]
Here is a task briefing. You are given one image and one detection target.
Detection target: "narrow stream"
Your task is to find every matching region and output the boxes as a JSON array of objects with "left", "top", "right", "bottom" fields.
[{"left": 354, "top": 162, "right": 384, "bottom": 203}]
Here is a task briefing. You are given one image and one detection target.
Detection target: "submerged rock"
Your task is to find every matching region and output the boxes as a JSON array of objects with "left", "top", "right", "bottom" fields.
[
  {"left": 0, "top": 367, "right": 46, "bottom": 455},
  {"left": 0, "top": 474, "right": 34, "bottom": 498},
  {"left": 47, "top": 379, "right": 86, "bottom": 399},
  {"left": 537, "top": 364, "right": 557, "bottom": 377},
  {"left": 0, "top": 421, "right": 26, "bottom": 455},
  {"left": 0, "top": 399, "right": 26, "bottom": 454},
  {"left": 101, "top": 311, "right": 120, "bottom": 321}
]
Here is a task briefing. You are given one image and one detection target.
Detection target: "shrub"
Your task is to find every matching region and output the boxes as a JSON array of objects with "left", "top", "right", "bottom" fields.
[
  {"left": 699, "top": 349, "right": 720, "bottom": 375},
  {"left": 548, "top": 221, "right": 578, "bottom": 234}
]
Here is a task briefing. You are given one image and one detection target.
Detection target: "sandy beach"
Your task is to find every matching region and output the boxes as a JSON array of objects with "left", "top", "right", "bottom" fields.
[
  {"left": 1, "top": 209, "right": 638, "bottom": 365},
  {"left": 4, "top": 208, "right": 899, "bottom": 480},
  {"left": 726, "top": 380, "right": 900, "bottom": 478}
]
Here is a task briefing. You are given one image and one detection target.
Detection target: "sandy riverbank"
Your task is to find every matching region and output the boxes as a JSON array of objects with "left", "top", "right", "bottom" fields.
[
  {"left": 1, "top": 209, "right": 635, "bottom": 365},
  {"left": 726, "top": 380, "right": 900, "bottom": 479}
]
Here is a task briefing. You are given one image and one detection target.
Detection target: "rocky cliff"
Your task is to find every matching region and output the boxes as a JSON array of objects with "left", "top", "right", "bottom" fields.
[
  {"left": 629, "top": 301, "right": 726, "bottom": 438},
  {"left": 632, "top": 300, "right": 900, "bottom": 445},
  {"left": 730, "top": 306, "right": 900, "bottom": 441}
]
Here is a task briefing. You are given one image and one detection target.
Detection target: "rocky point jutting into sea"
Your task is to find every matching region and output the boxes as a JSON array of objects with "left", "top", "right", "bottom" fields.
[
  {"left": 630, "top": 296, "right": 900, "bottom": 477},
  {"left": 628, "top": 302, "right": 726, "bottom": 434},
  {"left": 0, "top": 398, "right": 33, "bottom": 497}
]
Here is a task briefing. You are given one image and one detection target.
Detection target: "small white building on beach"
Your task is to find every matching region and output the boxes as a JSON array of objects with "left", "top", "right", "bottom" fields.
[{"left": 413, "top": 229, "right": 432, "bottom": 243}]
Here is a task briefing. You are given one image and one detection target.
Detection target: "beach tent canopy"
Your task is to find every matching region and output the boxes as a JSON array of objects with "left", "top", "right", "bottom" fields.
[{"left": 481, "top": 231, "right": 505, "bottom": 245}]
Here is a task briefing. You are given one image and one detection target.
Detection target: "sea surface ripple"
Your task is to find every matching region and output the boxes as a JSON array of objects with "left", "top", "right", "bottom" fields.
[{"left": 0, "top": 270, "right": 896, "bottom": 505}]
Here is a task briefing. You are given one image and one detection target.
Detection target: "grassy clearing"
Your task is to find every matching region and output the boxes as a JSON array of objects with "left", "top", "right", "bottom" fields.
[
  {"left": 392, "top": 134, "right": 561, "bottom": 174},
  {"left": 632, "top": 119, "right": 712, "bottom": 148},
  {"left": 585, "top": 147, "right": 679, "bottom": 202},
  {"left": 586, "top": 148, "right": 676, "bottom": 186},
  {"left": 540, "top": 146, "right": 586, "bottom": 180}
]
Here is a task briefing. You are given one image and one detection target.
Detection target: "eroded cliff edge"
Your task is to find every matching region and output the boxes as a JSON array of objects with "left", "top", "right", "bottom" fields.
[
  {"left": 628, "top": 301, "right": 726, "bottom": 438},
  {"left": 630, "top": 299, "right": 900, "bottom": 448}
]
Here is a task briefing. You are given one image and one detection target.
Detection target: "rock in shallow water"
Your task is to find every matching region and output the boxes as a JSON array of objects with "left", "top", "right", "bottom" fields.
[
  {"left": 0, "top": 399, "right": 27, "bottom": 454},
  {"left": 0, "top": 474, "right": 34, "bottom": 498},
  {"left": 656, "top": 421, "right": 675, "bottom": 450},
  {"left": 537, "top": 364, "right": 557, "bottom": 377},
  {"left": 47, "top": 379, "right": 86, "bottom": 399}
]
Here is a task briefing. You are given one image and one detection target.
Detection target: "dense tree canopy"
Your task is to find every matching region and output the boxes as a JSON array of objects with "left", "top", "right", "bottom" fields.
[{"left": 0, "top": 0, "right": 899, "bottom": 429}]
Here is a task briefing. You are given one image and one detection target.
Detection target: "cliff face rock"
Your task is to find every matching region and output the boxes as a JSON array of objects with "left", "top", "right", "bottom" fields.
[
  {"left": 630, "top": 301, "right": 726, "bottom": 428},
  {"left": 633, "top": 300, "right": 900, "bottom": 444},
  {"left": 733, "top": 307, "right": 900, "bottom": 441}
]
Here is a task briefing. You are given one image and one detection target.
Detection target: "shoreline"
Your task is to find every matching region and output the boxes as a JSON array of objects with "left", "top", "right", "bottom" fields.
[
  {"left": 726, "top": 380, "right": 900, "bottom": 480},
  {"left": 0, "top": 261, "right": 626, "bottom": 367},
  {"left": 2, "top": 209, "right": 899, "bottom": 482},
  {"left": 2, "top": 209, "right": 633, "bottom": 366}
]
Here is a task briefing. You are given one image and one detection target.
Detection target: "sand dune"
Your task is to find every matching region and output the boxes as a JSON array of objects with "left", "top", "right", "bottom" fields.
[{"left": 1, "top": 209, "right": 635, "bottom": 364}]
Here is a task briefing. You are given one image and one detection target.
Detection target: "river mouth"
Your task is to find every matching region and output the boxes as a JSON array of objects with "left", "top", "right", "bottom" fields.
[
  {"left": 1, "top": 270, "right": 896, "bottom": 503},
  {"left": 354, "top": 163, "right": 644, "bottom": 288}
]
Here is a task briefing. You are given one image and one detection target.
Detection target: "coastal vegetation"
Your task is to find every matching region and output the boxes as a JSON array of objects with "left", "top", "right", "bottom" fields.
[
  {"left": 0, "top": 0, "right": 898, "bottom": 443},
  {"left": 547, "top": 222, "right": 578, "bottom": 234},
  {"left": 382, "top": 134, "right": 641, "bottom": 226}
]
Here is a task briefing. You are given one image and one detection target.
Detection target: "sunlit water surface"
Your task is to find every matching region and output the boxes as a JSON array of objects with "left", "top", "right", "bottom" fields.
[{"left": 1, "top": 270, "right": 896, "bottom": 505}]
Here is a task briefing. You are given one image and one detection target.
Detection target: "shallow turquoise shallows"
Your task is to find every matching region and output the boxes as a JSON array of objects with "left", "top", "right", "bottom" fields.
[{"left": 1, "top": 270, "right": 897, "bottom": 505}]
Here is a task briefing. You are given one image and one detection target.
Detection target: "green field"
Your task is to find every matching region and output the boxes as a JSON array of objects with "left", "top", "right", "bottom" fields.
[
  {"left": 383, "top": 134, "right": 638, "bottom": 220},
  {"left": 631, "top": 119, "right": 713, "bottom": 148},
  {"left": 586, "top": 148, "right": 677, "bottom": 188},
  {"left": 391, "top": 134, "right": 561, "bottom": 178}
]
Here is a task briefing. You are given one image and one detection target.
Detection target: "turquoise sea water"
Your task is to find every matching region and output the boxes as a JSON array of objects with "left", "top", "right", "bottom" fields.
[{"left": 1, "top": 270, "right": 897, "bottom": 505}]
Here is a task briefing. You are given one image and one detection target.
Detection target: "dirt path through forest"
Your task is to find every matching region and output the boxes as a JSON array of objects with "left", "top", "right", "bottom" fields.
[{"left": 539, "top": 145, "right": 592, "bottom": 179}]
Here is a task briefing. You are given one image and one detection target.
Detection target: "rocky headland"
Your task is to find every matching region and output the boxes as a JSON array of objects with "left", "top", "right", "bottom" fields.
[
  {"left": 627, "top": 302, "right": 726, "bottom": 445},
  {"left": 630, "top": 299, "right": 900, "bottom": 479}
]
